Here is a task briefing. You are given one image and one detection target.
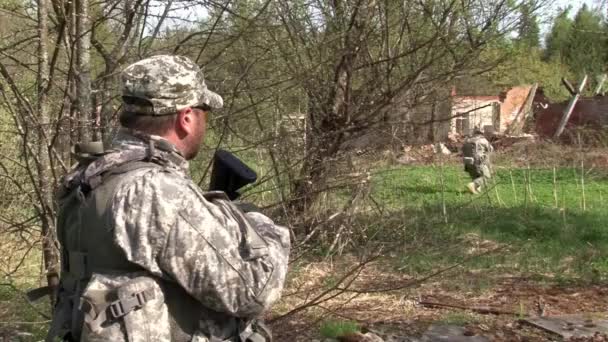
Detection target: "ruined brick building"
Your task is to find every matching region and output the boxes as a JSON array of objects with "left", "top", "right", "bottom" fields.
[{"left": 449, "top": 85, "right": 535, "bottom": 135}]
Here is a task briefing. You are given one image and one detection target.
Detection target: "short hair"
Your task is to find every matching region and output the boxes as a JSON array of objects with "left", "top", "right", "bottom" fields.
[
  {"left": 119, "top": 112, "right": 177, "bottom": 136},
  {"left": 119, "top": 112, "right": 177, "bottom": 135},
  {"left": 119, "top": 96, "right": 177, "bottom": 136}
]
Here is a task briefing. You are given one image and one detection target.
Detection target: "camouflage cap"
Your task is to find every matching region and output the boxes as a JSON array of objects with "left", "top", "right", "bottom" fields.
[{"left": 121, "top": 55, "right": 223, "bottom": 115}]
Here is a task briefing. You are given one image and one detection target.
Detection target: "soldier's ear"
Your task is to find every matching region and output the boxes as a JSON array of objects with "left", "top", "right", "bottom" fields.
[{"left": 176, "top": 107, "right": 196, "bottom": 135}]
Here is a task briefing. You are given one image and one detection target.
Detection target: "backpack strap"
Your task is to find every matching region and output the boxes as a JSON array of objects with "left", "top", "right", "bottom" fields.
[
  {"left": 81, "top": 144, "right": 183, "bottom": 193},
  {"left": 68, "top": 159, "right": 161, "bottom": 283},
  {"left": 82, "top": 149, "right": 149, "bottom": 191},
  {"left": 79, "top": 287, "right": 157, "bottom": 334},
  {"left": 72, "top": 141, "right": 105, "bottom": 163}
]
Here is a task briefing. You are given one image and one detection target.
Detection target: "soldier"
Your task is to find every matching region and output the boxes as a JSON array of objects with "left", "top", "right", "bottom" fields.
[
  {"left": 47, "top": 55, "right": 290, "bottom": 341},
  {"left": 462, "top": 129, "right": 494, "bottom": 194}
]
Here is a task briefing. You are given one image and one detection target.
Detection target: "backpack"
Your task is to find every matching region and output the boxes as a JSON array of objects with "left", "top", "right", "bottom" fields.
[{"left": 462, "top": 139, "right": 478, "bottom": 166}]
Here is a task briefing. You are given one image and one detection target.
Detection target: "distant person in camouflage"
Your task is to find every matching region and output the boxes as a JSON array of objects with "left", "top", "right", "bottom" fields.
[
  {"left": 47, "top": 55, "right": 290, "bottom": 341},
  {"left": 462, "top": 129, "right": 494, "bottom": 194}
]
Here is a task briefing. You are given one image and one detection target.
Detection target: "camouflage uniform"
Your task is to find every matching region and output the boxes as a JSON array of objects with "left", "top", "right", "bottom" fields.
[
  {"left": 48, "top": 55, "right": 290, "bottom": 342},
  {"left": 462, "top": 133, "right": 494, "bottom": 194}
]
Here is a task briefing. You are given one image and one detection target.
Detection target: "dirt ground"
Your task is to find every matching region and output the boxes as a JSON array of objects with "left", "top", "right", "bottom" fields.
[{"left": 269, "top": 257, "right": 608, "bottom": 341}]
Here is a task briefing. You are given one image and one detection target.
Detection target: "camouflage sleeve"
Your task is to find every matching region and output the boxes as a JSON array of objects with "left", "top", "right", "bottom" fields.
[
  {"left": 110, "top": 168, "right": 291, "bottom": 318},
  {"left": 481, "top": 138, "right": 494, "bottom": 153}
]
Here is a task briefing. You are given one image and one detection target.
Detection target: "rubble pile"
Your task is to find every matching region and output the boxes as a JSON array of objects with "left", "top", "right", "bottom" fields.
[
  {"left": 489, "top": 132, "right": 536, "bottom": 150},
  {"left": 395, "top": 132, "right": 538, "bottom": 165}
]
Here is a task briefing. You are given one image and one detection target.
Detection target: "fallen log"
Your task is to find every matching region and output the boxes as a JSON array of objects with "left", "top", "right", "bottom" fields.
[{"left": 419, "top": 300, "right": 525, "bottom": 317}]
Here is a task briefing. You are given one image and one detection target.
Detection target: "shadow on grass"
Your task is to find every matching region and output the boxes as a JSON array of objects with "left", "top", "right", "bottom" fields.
[
  {"left": 391, "top": 185, "right": 463, "bottom": 195},
  {"left": 447, "top": 205, "right": 608, "bottom": 247},
  {"left": 333, "top": 204, "right": 608, "bottom": 282}
]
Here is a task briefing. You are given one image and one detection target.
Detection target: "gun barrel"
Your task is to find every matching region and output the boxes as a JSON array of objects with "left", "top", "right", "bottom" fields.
[{"left": 209, "top": 149, "right": 257, "bottom": 200}]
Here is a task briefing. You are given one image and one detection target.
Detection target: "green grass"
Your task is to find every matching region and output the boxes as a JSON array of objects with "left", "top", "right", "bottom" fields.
[
  {"left": 0, "top": 285, "right": 50, "bottom": 340},
  {"left": 437, "top": 312, "right": 478, "bottom": 325},
  {"left": 319, "top": 320, "right": 360, "bottom": 338},
  {"left": 371, "top": 165, "right": 608, "bottom": 211},
  {"left": 364, "top": 165, "right": 608, "bottom": 282}
]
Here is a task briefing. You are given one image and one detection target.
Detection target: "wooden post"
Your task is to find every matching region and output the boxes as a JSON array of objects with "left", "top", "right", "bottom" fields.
[
  {"left": 562, "top": 78, "right": 576, "bottom": 96},
  {"left": 506, "top": 83, "right": 537, "bottom": 135},
  {"left": 553, "top": 75, "right": 588, "bottom": 139},
  {"left": 594, "top": 74, "right": 606, "bottom": 95}
]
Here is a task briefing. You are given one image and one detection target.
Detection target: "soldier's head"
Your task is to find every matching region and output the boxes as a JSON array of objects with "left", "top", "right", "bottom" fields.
[
  {"left": 119, "top": 55, "right": 223, "bottom": 160},
  {"left": 473, "top": 128, "right": 484, "bottom": 136}
]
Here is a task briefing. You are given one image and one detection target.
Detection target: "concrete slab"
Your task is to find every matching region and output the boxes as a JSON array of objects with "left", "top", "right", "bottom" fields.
[
  {"left": 412, "top": 324, "right": 489, "bottom": 342},
  {"left": 523, "top": 313, "right": 608, "bottom": 339}
]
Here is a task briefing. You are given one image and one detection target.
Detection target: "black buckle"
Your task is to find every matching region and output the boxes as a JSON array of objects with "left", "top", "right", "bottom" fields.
[
  {"left": 109, "top": 300, "right": 126, "bottom": 319},
  {"left": 108, "top": 289, "right": 152, "bottom": 319},
  {"left": 135, "top": 291, "right": 146, "bottom": 305}
]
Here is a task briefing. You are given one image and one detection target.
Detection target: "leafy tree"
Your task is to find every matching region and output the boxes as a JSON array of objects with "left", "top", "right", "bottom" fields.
[
  {"left": 545, "top": 7, "right": 573, "bottom": 62},
  {"left": 566, "top": 4, "right": 606, "bottom": 80},
  {"left": 517, "top": 2, "right": 541, "bottom": 48},
  {"left": 486, "top": 44, "right": 573, "bottom": 101}
]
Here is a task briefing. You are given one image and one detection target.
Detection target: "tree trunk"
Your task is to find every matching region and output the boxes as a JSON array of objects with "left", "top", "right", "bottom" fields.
[
  {"left": 99, "top": 67, "right": 116, "bottom": 144},
  {"left": 37, "top": 0, "right": 60, "bottom": 303},
  {"left": 289, "top": 1, "right": 372, "bottom": 217},
  {"left": 428, "top": 102, "right": 436, "bottom": 142},
  {"left": 76, "top": 0, "right": 94, "bottom": 141}
]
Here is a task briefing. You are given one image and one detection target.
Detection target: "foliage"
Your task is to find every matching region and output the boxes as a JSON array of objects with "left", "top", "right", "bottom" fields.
[
  {"left": 319, "top": 320, "right": 360, "bottom": 338},
  {"left": 465, "top": 2, "right": 608, "bottom": 101},
  {"left": 516, "top": 1, "right": 541, "bottom": 48},
  {"left": 545, "top": 7, "right": 573, "bottom": 62},
  {"left": 479, "top": 43, "right": 572, "bottom": 101},
  {"left": 545, "top": 4, "right": 608, "bottom": 93},
  {"left": 566, "top": 5, "right": 607, "bottom": 86}
]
